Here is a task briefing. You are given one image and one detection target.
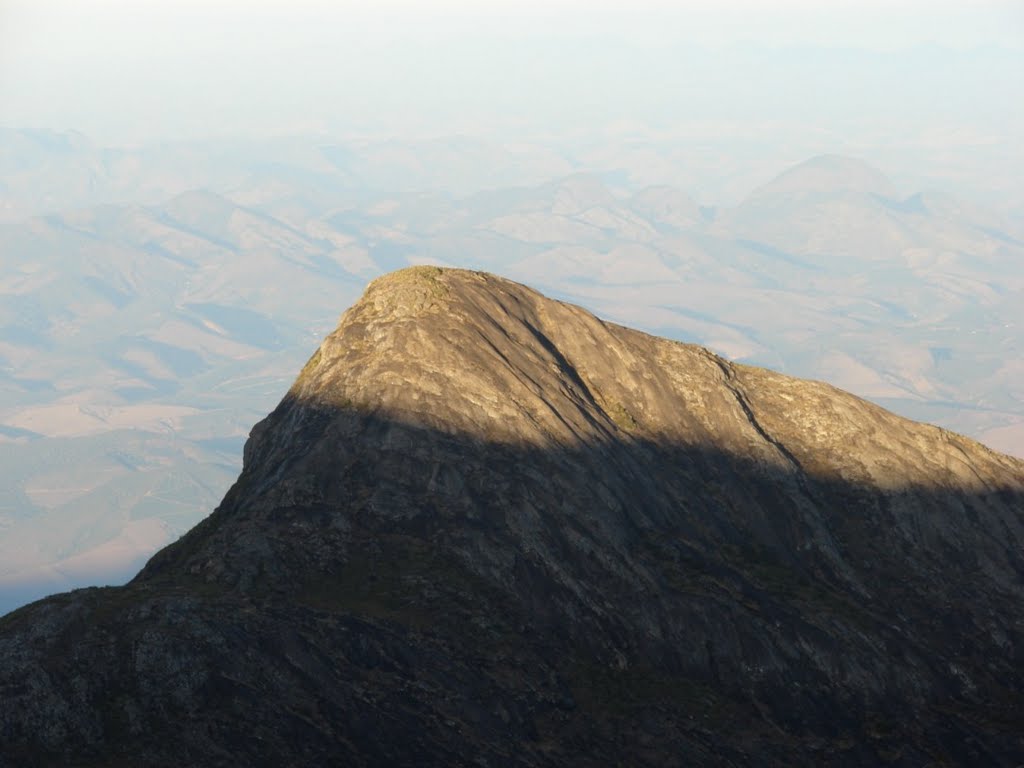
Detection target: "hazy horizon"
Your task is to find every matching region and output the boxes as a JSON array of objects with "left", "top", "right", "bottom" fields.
[
  {"left": 1, "top": 1, "right": 1022, "bottom": 613},
  {"left": 3, "top": 2, "right": 1022, "bottom": 212}
]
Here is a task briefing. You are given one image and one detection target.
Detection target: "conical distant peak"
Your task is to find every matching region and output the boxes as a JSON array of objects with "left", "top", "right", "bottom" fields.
[{"left": 746, "top": 154, "right": 895, "bottom": 201}]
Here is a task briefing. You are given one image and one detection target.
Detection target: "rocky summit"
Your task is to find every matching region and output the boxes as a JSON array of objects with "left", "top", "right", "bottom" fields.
[{"left": 2, "top": 266, "right": 1023, "bottom": 767}]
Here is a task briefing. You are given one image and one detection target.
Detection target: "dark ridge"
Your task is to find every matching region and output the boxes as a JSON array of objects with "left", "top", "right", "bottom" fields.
[
  {"left": 0, "top": 400, "right": 1020, "bottom": 768},
  {"left": 1, "top": 267, "right": 1022, "bottom": 767}
]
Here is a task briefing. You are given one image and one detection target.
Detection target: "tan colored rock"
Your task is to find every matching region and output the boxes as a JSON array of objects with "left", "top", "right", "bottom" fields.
[{"left": 2, "top": 267, "right": 1023, "bottom": 766}]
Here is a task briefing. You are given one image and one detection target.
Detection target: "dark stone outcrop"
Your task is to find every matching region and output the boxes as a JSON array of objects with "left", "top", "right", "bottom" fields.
[{"left": 2, "top": 267, "right": 1023, "bottom": 766}]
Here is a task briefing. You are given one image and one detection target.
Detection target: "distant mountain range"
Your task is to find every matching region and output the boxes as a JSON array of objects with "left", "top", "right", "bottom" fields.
[
  {"left": 1, "top": 130, "right": 1022, "bottom": 614},
  {"left": 1, "top": 268, "right": 1021, "bottom": 765}
]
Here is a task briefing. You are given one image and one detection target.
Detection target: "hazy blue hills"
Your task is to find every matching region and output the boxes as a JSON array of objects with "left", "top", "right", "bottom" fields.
[{"left": 1, "top": 132, "right": 1021, "bottom": 614}]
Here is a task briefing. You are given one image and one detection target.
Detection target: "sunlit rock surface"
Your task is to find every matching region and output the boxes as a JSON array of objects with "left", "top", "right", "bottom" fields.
[{"left": 2, "top": 267, "right": 1022, "bottom": 766}]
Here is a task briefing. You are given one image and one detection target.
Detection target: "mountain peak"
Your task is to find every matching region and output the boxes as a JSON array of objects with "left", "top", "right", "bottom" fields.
[
  {"left": 292, "top": 267, "right": 1021, "bottom": 487},
  {"left": 3, "top": 269, "right": 1024, "bottom": 766},
  {"left": 355, "top": 264, "right": 459, "bottom": 317},
  {"left": 745, "top": 154, "right": 896, "bottom": 201},
  {"left": 288, "top": 265, "right": 627, "bottom": 446}
]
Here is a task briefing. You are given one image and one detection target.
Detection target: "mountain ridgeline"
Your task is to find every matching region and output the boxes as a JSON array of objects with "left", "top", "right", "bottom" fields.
[{"left": 2, "top": 267, "right": 1023, "bottom": 766}]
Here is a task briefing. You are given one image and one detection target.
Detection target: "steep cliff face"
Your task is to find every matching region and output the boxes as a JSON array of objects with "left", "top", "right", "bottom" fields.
[{"left": 2, "top": 266, "right": 1023, "bottom": 767}]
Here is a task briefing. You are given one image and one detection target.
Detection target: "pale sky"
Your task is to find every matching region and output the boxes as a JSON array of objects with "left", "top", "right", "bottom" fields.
[{"left": 1, "top": 1, "right": 1022, "bottom": 141}]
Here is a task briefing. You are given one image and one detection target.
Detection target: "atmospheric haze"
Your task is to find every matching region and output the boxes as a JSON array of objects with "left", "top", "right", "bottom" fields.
[{"left": 0, "top": 1, "right": 1022, "bottom": 614}]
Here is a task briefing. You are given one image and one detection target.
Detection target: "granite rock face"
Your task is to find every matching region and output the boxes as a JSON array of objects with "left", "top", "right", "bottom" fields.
[{"left": 2, "top": 266, "right": 1023, "bottom": 766}]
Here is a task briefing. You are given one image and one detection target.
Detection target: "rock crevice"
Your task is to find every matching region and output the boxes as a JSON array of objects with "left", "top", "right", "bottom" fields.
[{"left": 1, "top": 267, "right": 1023, "bottom": 767}]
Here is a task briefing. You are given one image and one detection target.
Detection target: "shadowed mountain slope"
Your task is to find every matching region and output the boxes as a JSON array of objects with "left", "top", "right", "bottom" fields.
[{"left": 1, "top": 267, "right": 1023, "bottom": 766}]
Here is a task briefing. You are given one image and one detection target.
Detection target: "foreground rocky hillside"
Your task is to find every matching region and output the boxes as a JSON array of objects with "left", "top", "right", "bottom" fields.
[
  {"left": 1, "top": 267, "right": 1022, "bottom": 766},
  {"left": 5, "top": 148, "right": 1023, "bottom": 616}
]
